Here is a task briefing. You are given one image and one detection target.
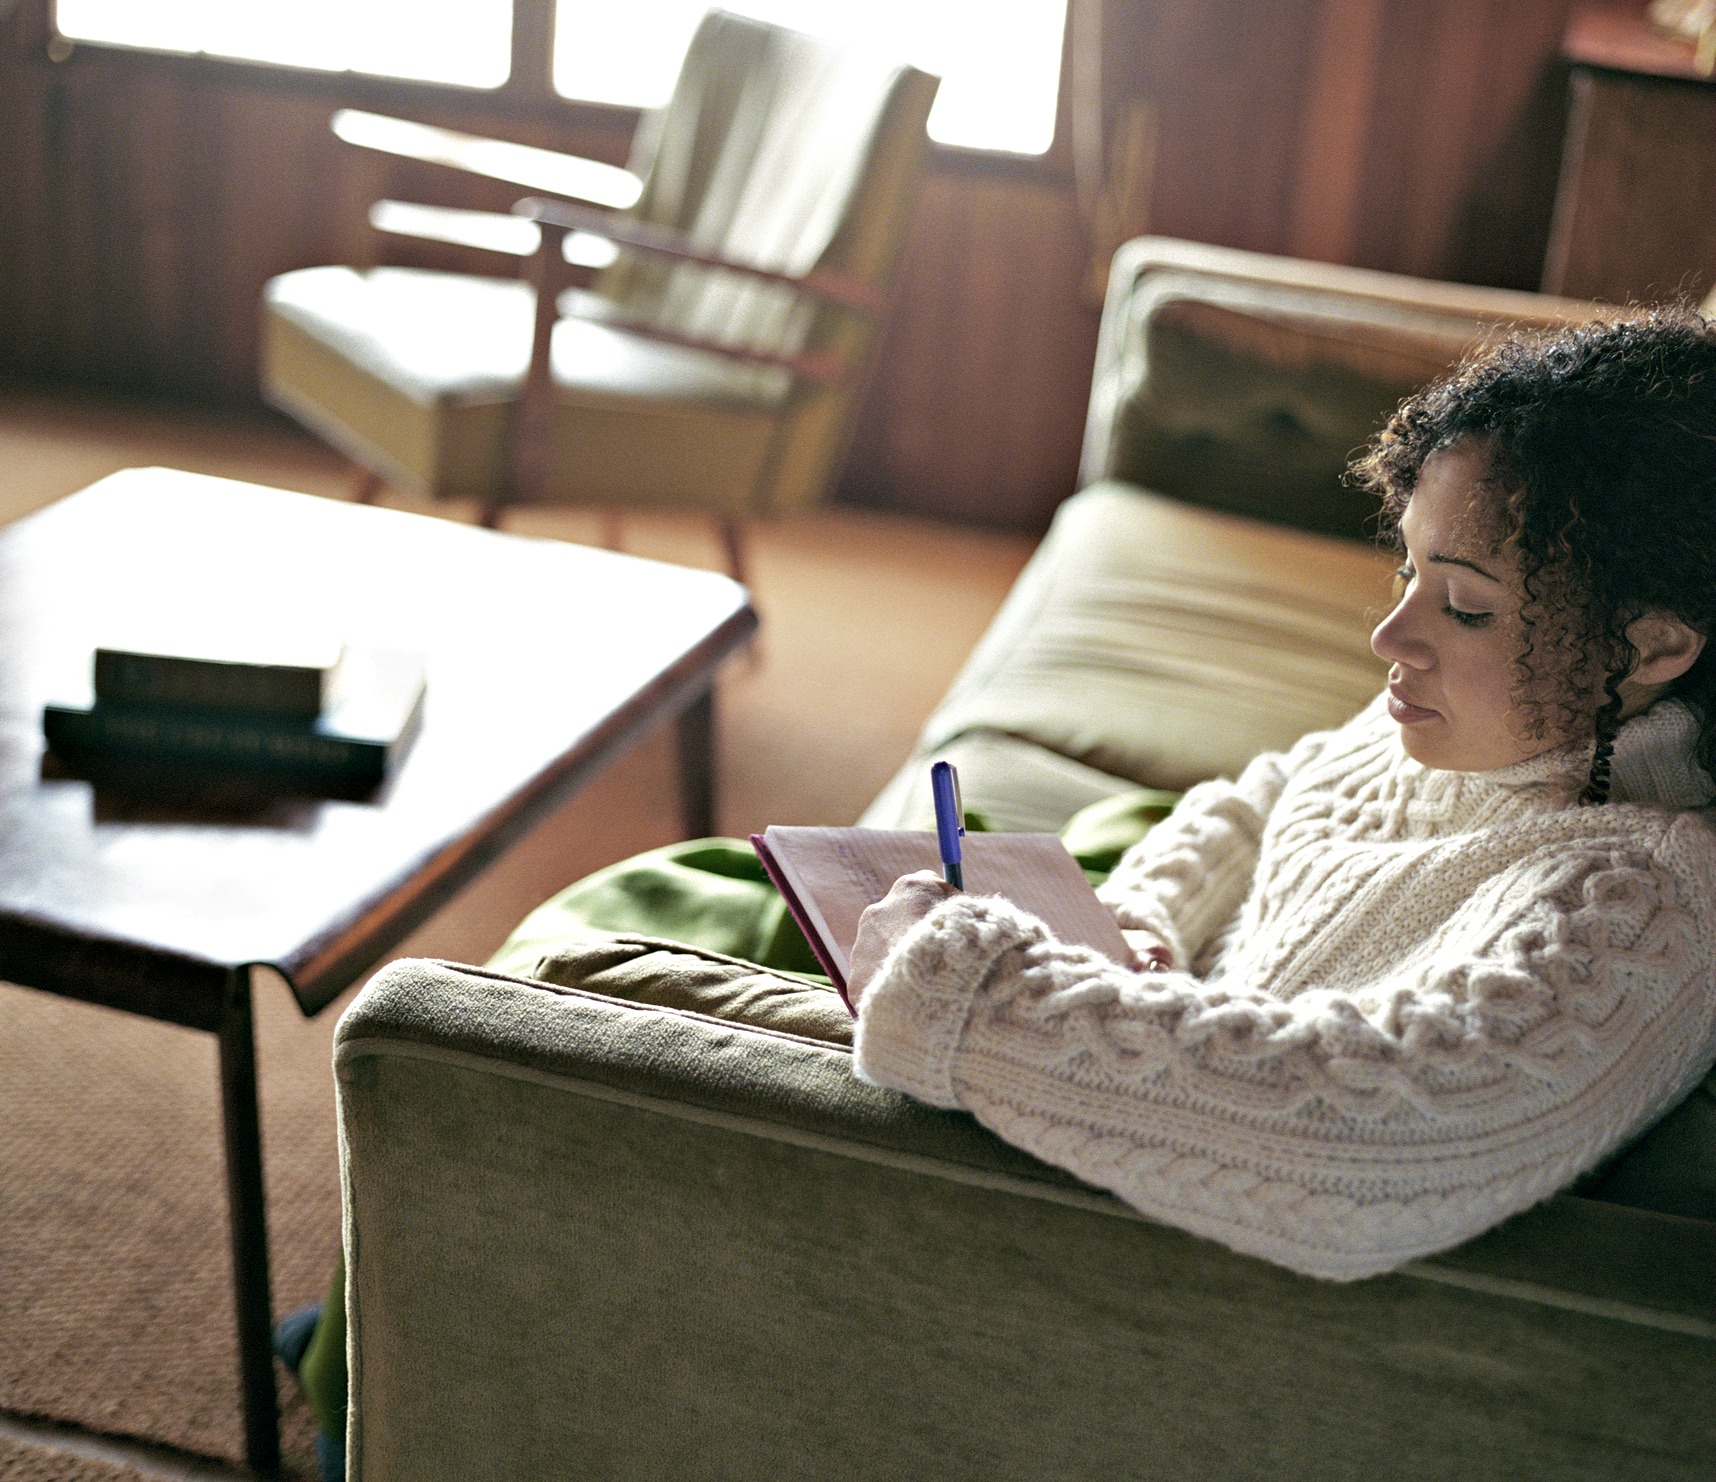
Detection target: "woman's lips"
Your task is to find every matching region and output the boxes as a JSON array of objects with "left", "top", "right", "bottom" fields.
[{"left": 1387, "top": 686, "right": 1441, "bottom": 724}]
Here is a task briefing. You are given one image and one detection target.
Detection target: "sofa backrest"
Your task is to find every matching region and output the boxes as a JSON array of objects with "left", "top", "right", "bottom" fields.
[{"left": 1084, "top": 239, "right": 1606, "bottom": 543}]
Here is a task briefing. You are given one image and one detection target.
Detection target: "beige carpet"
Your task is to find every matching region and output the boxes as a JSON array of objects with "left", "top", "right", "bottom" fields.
[
  {"left": 0, "top": 387, "right": 1035, "bottom": 1476},
  {"left": 0, "top": 1434, "right": 156, "bottom": 1482}
]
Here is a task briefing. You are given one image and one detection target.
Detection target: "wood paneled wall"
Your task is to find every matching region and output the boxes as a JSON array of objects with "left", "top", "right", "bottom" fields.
[{"left": 0, "top": 0, "right": 1586, "bottom": 531}]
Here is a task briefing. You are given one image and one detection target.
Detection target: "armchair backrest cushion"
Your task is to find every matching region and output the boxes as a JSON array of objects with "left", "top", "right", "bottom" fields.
[{"left": 599, "top": 9, "right": 939, "bottom": 367}]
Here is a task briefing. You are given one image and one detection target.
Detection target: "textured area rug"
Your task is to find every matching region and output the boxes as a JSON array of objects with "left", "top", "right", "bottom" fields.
[
  {"left": 0, "top": 1434, "right": 156, "bottom": 1481},
  {"left": 0, "top": 390, "right": 1034, "bottom": 1475},
  {"left": 0, "top": 974, "right": 340, "bottom": 1477}
]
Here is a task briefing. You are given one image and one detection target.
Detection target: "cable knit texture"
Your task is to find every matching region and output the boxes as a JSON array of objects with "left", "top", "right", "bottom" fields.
[{"left": 854, "top": 695, "right": 1716, "bottom": 1279}]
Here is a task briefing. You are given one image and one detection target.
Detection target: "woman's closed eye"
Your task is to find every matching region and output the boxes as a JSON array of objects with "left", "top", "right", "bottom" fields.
[{"left": 1395, "top": 564, "right": 1495, "bottom": 628}]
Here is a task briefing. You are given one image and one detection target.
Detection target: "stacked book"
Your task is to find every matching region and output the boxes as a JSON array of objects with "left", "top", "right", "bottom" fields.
[{"left": 43, "top": 631, "right": 426, "bottom": 796}]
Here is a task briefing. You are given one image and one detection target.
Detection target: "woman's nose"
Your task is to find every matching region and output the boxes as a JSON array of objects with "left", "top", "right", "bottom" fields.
[{"left": 1371, "top": 596, "right": 1431, "bottom": 669}]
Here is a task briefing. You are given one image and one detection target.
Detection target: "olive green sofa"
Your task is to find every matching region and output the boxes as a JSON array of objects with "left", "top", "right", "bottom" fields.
[{"left": 335, "top": 239, "right": 1716, "bottom": 1480}]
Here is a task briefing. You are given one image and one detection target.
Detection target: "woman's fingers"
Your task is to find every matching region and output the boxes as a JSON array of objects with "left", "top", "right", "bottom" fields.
[{"left": 848, "top": 871, "right": 959, "bottom": 1007}]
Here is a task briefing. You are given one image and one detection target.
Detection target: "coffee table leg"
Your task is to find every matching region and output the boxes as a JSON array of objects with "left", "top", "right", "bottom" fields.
[
  {"left": 218, "top": 966, "right": 281, "bottom": 1475},
  {"left": 677, "top": 687, "right": 716, "bottom": 839}
]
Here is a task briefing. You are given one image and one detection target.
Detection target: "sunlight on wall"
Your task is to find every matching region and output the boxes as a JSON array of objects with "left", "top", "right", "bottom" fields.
[{"left": 554, "top": 0, "right": 1067, "bottom": 155}]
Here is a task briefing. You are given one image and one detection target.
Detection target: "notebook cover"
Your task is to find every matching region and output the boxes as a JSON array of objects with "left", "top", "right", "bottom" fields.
[{"left": 750, "top": 832, "right": 854, "bottom": 1011}]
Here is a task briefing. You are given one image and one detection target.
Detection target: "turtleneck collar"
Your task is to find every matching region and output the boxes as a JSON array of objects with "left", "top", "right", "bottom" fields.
[{"left": 1476, "top": 698, "right": 1715, "bottom": 809}]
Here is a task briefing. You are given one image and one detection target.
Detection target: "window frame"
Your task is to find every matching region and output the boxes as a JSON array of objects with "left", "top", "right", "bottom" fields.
[{"left": 35, "top": 0, "right": 1075, "bottom": 181}]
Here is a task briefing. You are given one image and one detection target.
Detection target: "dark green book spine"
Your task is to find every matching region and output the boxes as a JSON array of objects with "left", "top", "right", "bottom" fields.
[
  {"left": 93, "top": 650, "right": 326, "bottom": 717},
  {"left": 42, "top": 704, "right": 386, "bottom": 791}
]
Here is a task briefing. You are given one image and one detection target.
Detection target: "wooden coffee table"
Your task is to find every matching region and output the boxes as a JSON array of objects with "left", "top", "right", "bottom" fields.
[{"left": 0, "top": 468, "right": 758, "bottom": 1471}]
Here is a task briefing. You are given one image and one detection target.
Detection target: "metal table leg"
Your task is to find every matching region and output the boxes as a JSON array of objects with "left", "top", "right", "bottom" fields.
[
  {"left": 677, "top": 687, "right": 717, "bottom": 840},
  {"left": 218, "top": 966, "right": 281, "bottom": 1475}
]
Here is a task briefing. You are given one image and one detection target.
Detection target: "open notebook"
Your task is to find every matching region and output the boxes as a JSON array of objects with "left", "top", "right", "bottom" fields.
[{"left": 751, "top": 826, "right": 1132, "bottom": 1006}]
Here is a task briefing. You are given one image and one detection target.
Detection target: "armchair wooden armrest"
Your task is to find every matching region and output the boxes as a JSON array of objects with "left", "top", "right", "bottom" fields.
[
  {"left": 545, "top": 300, "right": 852, "bottom": 388},
  {"left": 361, "top": 194, "right": 853, "bottom": 387},
  {"left": 332, "top": 108, "right": 643, "bottom": 209},
  {"left": 514, "top": 197, "right": 886, "bottom": 315},
  {"left": 366, "top": 200, "right": 619, "bottom": 270}
]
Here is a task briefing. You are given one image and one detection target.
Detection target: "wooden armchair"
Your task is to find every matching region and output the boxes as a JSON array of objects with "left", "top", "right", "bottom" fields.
[{"left": 261, "top": 9, "right": 939, "bottom": 582}]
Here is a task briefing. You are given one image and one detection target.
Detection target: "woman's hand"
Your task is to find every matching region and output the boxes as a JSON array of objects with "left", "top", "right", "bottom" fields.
[
  {"left": 847, "top": 870, "right": 960, "bottom": 1010},
  {"left": 1123, "top": 928, "right": 1174, "bottom": 973}
]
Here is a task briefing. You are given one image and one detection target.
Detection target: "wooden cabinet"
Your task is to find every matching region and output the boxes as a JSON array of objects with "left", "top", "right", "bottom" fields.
[{"left": 1542, "top": 4, "right": 1716, "bottom": 303}]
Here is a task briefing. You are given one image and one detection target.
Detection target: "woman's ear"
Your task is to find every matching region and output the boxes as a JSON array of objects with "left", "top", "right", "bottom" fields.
[{"left": 1625, "top": 611, "right": 1707, "bottom": 688}]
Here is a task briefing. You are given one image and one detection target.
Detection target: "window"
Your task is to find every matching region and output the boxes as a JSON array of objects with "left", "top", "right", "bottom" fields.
[
  {"left": 554, "top": 0, "right": 1067, "bottom": 156},
  {"left": 53, "top": 0, "right": 1066, "bottom": 155},
  {"left": 54, "top": 0, "right": 514, "bottom": 88}
]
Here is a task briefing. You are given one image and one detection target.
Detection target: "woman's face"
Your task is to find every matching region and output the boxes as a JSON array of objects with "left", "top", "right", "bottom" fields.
[{"left": 1369, "top": 439, "right": 1555, "bottom": 772}]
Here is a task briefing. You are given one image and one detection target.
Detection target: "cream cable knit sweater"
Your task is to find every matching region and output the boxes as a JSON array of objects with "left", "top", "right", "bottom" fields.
[{"left": 853, "top": 695, "right": 1716, "bottom": 1280}]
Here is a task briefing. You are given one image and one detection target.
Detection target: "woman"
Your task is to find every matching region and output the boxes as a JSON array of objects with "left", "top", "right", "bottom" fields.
[{"left": 845, "top": 308, "right": 1716, "bottom": 1279}]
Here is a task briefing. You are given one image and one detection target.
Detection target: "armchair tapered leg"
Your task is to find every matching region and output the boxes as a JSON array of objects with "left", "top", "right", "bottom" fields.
[
  {"left": 350, "top": 468, "right": 384, "bottom": 505},
  {"left": 478, "top": 502, "right": 509, "bottom": 530},
  {"left": 600, "top": 513, "right": 625, "bottom": 552}
]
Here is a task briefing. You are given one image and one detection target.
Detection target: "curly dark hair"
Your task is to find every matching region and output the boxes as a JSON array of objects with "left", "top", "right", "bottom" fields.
[{"left": 1350, "top": 305, "right": 1716, "bottom": 803}]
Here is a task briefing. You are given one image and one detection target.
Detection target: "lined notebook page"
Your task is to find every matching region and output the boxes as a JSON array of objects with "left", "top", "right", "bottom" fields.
[{"left": 760, "top": 827, "right": 1132, "bottom": 978}]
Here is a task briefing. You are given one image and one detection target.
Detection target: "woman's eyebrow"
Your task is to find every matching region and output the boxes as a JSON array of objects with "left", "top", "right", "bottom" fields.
[{"left": 1429, "top": 552, "right": 1502, "bottom": 581}]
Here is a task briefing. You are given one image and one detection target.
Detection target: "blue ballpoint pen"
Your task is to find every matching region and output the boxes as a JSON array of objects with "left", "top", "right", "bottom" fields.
[{"left": 930, "top": 760, "right": 964, "bottom": 890}]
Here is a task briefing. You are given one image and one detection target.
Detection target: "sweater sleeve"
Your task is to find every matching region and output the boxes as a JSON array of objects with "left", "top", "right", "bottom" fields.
[
  {"left": 1094, "top": 734, "right": 1314, "bottom": 969},
  {"left": 854, "top": 818, "right": 1716, "bottom": 1280}
]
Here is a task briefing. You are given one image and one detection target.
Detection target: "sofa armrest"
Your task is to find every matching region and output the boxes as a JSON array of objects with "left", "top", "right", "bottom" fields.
[
  {"left": 1083, "top": 237, "right": 1605, "bottom": 540},
  {"left": 335, "top": 956, "right": 1714, "bottom": 1481}
]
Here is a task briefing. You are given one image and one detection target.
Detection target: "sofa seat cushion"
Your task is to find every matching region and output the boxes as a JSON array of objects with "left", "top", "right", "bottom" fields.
[{"left": 908, "top": 480, "right": 1395, "bottom": 796}]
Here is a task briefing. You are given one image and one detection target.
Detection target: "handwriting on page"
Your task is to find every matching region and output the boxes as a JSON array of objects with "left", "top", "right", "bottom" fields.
[{"left": 829, "top": 835, "right": 905, "bottom": 901}]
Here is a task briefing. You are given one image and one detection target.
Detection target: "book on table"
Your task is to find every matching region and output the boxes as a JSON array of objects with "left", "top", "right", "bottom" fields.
[
  {"left": 93, "top": 628, "right": 346, "bottom": 717},
  {"left": 750, "top": 825, "right": 1133, "bottom": 1004},
  {"left": 43, "top": 647, "right": 426, "bottom": 796}
]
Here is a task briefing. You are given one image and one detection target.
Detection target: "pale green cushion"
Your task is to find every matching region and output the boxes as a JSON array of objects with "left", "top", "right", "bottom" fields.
[
  {"left": 1083, "top": 241, "right": 1601, "bottom": 543},
  {"left": 860, "top": 729, "right": 1147, "bottom": 832},
  {"left": 892, "top": 480, "right": 1396, "bottom": 796},
  {"left": 1112, "top": 294, "right": 1467, "bottom": 540}
]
